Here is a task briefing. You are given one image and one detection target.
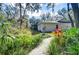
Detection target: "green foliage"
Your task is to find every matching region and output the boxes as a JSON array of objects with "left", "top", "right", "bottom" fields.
[
  {"left": 48, "top": 28, "right": 79, "bottom": 55},
  {"left": 0, "top": 31, "right": 42, "bottom": 55},
  {"left": 31, "top": 34, "right": 42, "bottom": 48},
  {"left": 0, "top": 16, "right": 42, "bottom": 54}
]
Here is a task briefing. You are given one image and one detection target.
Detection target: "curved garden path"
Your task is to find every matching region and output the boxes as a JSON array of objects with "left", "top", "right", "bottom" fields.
[{"left": 28, "top": 37, "right": 53, "bottom": 55}]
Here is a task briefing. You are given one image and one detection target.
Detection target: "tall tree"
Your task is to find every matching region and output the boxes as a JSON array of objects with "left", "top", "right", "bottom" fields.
[
  {"left": 58, "top": 8, "right": 67, "bottom": 20},
  {"left": 0, "top": 3, "right": 2, "bottom": 10},
  {"left": 46, "top": 12, "right": 51, "bottom": 20},
  {"left": 67, "top": 3, "right": 74, "bottom": 27},
  {"left": 47, "top": 3, "right": 55, "bottom": 12},
  {"left": 19, "top": 3, "right": 22, "bottom": 28},
  {"left": 40, "top": 13, "right": 46, "bottom": 21},
  {"left": 71, "top": 3, "right": 79, "bottom": 28},
  {"left": 47, "top": 3, "right": 55, "bottom": 20},
  {"left": 29, "top": 16, "right": 40, "bottom": 30},
  {"left": 16, "top": 3, "right": 41, "bottom": 28}
]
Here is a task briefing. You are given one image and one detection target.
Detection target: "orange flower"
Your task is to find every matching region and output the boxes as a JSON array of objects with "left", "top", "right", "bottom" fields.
[{"left": 54, "top": 24, "right": 63, "bottom": 37}]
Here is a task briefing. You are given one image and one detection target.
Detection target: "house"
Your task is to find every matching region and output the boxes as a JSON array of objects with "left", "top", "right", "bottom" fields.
[
  {"left": 58, "top": 19, "right": 72, "bottom": 30},
  {"left": 38, "top": 20, "right": 72, "bottom": 32},
  {"left": 38, "top": 21, "right": 58, "bottom": 32}
]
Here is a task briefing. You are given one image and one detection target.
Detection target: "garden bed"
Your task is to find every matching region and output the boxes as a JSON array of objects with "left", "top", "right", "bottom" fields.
[
  {"left": 0, "top": 28, "right": 44, "bottom": 55},
  {"left": 48, "top": 28, "right": 79, "bottom": 55}
]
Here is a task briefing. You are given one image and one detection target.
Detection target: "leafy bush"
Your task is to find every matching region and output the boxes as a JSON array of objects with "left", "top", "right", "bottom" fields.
[
  {"left": 0, "top": 21, "right": 42, "bottom": 55},
  {"left": 0, "top": 33, "right": 42, "bottom": 55},
  {"left": 0, "top": 15, "right": 45, "bottom": 55},
  {"left": 31, "top": 34, "right": 42, "bottom": 48},
  {"left": 48, "top": 28, "right": 79, "bottom": 55}
]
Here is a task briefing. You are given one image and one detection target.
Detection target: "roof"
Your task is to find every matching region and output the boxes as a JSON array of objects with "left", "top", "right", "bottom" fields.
[
  {"left": 58, "top": 19, "right": 71, "bottom": 23},
  {"left": 38, "top": 21, "right": 58, "bottom": 25}
]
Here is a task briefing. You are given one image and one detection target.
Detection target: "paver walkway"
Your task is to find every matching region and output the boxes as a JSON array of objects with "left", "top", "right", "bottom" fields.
[{"left": 28, "top": 37, "right": 53, "bottom": 55}]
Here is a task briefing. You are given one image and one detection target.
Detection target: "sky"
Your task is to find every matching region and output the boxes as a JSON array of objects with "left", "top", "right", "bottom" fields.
[
  {"left": 3, "top": 3, "right": 69, "bottom": 19},
  {"left": 1, "top": 3, "right": 71, "bottom": 19},
  {"left": 41, "top": 3, "right": 67, "bottom": 13},
  {"left": 28, "top": 3, "right": 68, "bottom": 18},
  {"left": 54, "top": 3, "right": 67, "bottom": 12}
]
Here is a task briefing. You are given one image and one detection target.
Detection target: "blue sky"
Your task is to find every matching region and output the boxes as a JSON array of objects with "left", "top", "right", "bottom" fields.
[
  {"left": 0, "top": 3, "right": 72, "bottom": 19},
  {"left": 54, "top": 3, "right": 67, "bottom": 12},
  {"left": 22, "top": 3, "right": 72, "bottom": 18},
  {"left": 41, "top": 3, "right": 67, "bottom": 13},
  {"left": 28, "top": 3, "right": 68, "bottom": 18}
]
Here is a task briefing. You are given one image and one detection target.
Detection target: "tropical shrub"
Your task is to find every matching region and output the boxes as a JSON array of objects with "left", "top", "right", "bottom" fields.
[
  {"left": 0, "top": 20, "right": 42, "bottom": 54},
  {"left": 0, "top": 14, "right": 49, "bottom": 55},
  {"left": 48, "top": 28, "right": 79, "bottom": 55},
  {"left": 0, "top": 32, "right": 42, "bottom": 55}
]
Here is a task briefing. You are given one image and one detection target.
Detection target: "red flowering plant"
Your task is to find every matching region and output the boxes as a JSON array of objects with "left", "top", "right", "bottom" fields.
[{"left": 54, "top": 24, "right": 63, "bottom": 37}]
